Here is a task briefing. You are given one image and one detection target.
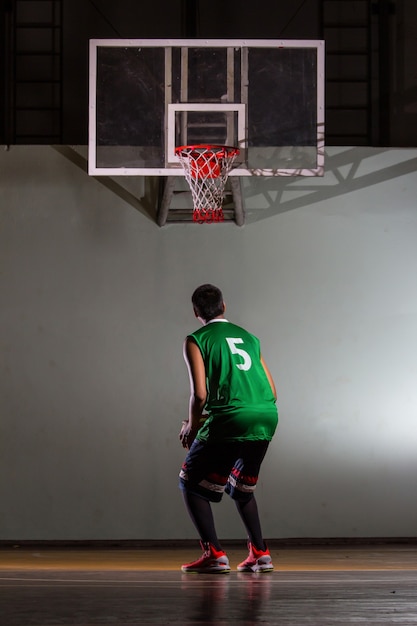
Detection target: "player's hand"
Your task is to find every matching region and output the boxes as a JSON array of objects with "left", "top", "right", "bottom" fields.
[{"left": 179, "top": 420, "right": 196, "bottom": 450}]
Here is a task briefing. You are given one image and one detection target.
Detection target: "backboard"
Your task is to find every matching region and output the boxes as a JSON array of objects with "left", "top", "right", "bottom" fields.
[{"left": 88, "top": 39, "right": 324, "bottom": 177}]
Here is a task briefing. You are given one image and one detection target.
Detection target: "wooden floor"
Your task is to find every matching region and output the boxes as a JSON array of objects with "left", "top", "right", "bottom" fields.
[{"left": 1, "top": 544, "right": 417, "bottom": 625}]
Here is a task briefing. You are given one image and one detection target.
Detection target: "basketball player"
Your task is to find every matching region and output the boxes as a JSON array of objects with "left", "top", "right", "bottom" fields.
[{"left": 179, "top": 284, "right": 278, "bottom": 573}]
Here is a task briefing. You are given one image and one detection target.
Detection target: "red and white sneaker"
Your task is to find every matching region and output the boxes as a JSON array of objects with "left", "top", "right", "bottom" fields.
[
  {"left": 181, "top": 542, "right": 231, "bottom": 574},
  {"left": 237, "top": 543, "right": 274, "bottom": 573}
]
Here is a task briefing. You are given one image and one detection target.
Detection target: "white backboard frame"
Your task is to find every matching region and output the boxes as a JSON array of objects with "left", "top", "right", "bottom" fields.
[{"left": 89, "top": 38, "right": 325, "bottom": 177}]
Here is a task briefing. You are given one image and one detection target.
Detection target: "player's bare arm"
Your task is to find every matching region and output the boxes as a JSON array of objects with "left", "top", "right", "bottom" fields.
[
  {"left": 180, "top": 337, "right": 207, "bottom": 448},
  {"left": 260, "top": 355, "right": 277, "bottom": 400}
]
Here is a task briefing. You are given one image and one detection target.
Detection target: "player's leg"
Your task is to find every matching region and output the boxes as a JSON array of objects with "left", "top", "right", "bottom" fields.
[
  {"left": 179, "top": 440, "right": 235, "bottom": 573},
  {"left": 182, "top": 490, "right": 220, "bottom": 549},
  {"left": 226, "top": 440, "right": 274, "bottom": 572},
  {"left": 180, "top": 491, "right": 230, "bottom": 573},
  {"left": 235, "top": 495, "right": 266, "bottom": 551}
]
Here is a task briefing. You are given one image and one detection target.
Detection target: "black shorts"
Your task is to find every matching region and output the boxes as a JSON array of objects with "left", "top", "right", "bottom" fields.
[{"left": 179, "top": 439, "right": 270, "bottom": 503}]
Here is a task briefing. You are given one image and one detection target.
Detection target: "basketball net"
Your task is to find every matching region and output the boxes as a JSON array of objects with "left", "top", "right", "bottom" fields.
[{"left": 175, "top": 144, "right": 240, "bottom": 223}]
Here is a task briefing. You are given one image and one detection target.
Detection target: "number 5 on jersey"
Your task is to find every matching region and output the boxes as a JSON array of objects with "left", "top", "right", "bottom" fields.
[{"left": 226, "top": 337, "right": 252, "bottom": 371}]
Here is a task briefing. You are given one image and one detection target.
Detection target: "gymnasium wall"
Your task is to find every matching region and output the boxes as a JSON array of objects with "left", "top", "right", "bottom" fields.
[{"left": 0, "top": 146, "right": 416, "bottom": 541}]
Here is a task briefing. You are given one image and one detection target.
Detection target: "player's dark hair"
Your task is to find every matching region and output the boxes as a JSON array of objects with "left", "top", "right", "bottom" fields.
[{"left": 192, "top": 284, "right": 224, "bottom": 322}]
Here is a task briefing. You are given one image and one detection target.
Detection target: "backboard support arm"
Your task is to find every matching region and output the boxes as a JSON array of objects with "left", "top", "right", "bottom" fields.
[{"left": 156, "top": 176, "right": 245, "bottom": 226}]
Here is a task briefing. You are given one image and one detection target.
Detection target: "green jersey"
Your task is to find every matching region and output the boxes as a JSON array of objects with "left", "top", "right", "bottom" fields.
[{"left": 188, "top": 319, "right": 278, "bottom": 443}]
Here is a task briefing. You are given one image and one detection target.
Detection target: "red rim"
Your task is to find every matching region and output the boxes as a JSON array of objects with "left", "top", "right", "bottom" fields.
[{"left": 175, "top": 144, "right": 240, "bottom": 157}]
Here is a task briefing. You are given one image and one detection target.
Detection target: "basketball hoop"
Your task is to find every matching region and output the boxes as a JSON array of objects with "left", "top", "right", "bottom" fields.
[{"left": 175, "top": 144, "right": 240, "bottom": 223}]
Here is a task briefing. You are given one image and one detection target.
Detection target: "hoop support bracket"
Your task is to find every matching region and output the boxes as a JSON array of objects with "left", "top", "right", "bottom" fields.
[{"left": 156, "top": 176, "right": 245, "bottom": 226}]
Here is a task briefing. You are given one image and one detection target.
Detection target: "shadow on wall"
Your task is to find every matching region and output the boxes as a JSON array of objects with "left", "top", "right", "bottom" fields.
[
  {"left": 53, "top": 146, "right": 417, "bottom": 226},
  {"left": 243, "top": 147, "right": 417, "bottom": 223},
  {"left": 52, "top": 146, "right": 159, "bottom": 224}
]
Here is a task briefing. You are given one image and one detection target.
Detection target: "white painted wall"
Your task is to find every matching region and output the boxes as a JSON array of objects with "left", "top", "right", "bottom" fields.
[{"left": 0, "top": 146, "right": 416, "bottom": 541}]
